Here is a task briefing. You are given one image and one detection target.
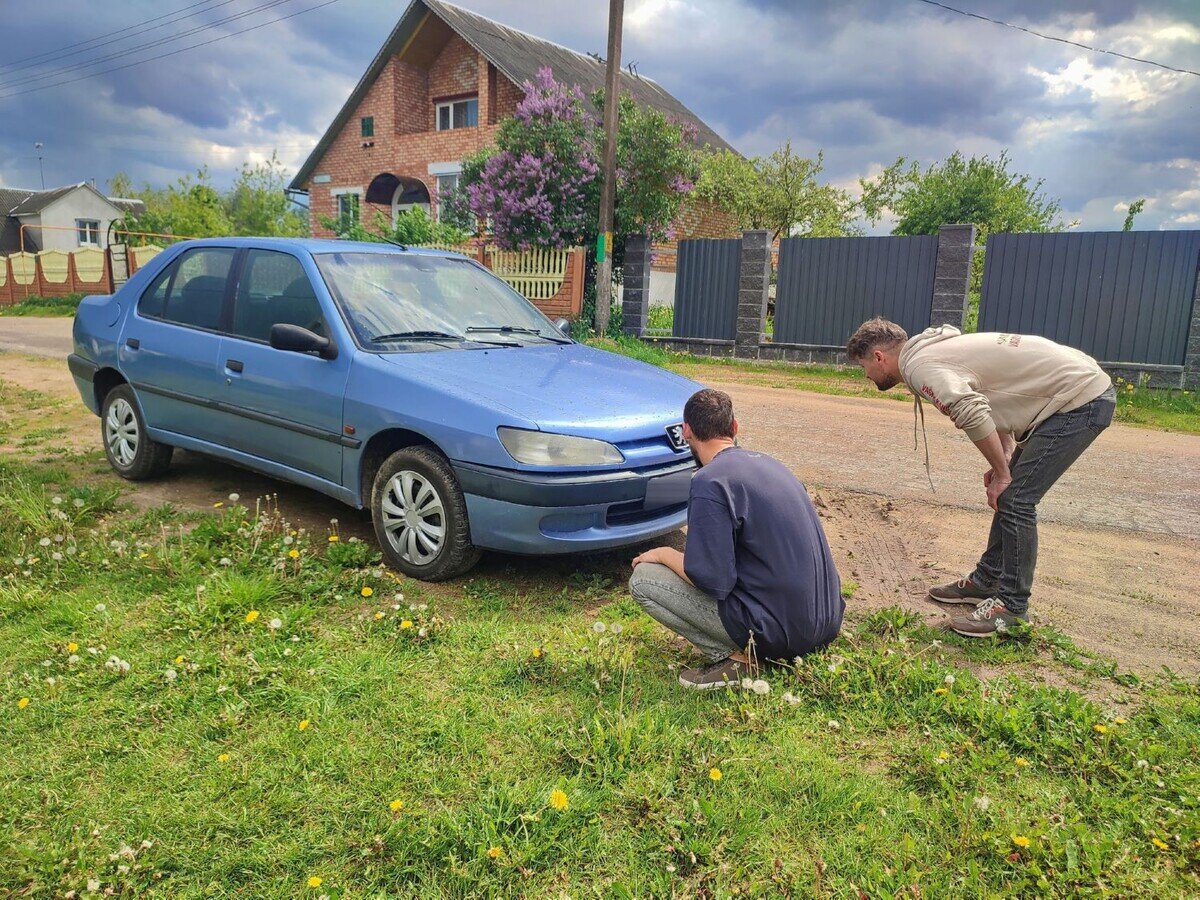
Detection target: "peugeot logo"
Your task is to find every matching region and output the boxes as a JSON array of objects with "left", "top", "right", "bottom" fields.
[{"left": 665, "top": 423, "right": 687, "bottom": 451}]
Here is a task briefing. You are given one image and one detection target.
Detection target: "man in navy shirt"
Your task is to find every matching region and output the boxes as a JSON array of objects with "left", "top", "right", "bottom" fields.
[{"left": 630, "top": 389, "right": 844, "bottom": 690}]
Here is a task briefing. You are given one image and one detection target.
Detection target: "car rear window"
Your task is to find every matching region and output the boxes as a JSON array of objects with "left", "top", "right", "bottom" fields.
[{"left": 139, "top": 248, "right": 235, "bottom": 331}]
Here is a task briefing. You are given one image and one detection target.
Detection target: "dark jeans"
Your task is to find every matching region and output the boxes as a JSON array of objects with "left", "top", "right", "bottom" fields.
[{"left": 970, "top": 386, "right": 1116, "bottom": 614}]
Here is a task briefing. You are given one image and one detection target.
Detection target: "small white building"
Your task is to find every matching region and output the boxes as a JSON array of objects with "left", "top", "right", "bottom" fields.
[{"left": 0, "top": 182, "right": 144, "bottom": 254}]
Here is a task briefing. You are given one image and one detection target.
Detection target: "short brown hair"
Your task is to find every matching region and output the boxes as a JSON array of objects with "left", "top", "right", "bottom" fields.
[
  {"left": 684, "top": 388, "right": 735, "bottom": 441},
  {"left": 847, "top": 317, "right": 908, "bottom": 361}
]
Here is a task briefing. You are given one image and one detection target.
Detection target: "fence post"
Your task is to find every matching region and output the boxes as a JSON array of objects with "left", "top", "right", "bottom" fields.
[
  {"left": 932, "top": 223, "right": 976, "bottom": 330},
  {"left": 621, "top": 235, "right": 652, "bottom": 336},
  {"left": 736, "top": 229, "right": 771, "bottom": 357},
  {"left": 1185, "top": 268, "right": 1200, "bottom": 389}
]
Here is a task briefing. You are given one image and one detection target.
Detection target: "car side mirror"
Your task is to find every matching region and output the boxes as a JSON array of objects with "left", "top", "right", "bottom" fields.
[
  {"left": 270, "top": 323, "right": 337, "bottom": 359},
  {"left": 554, "top": 317, "right": 571, "bottom": 337}
]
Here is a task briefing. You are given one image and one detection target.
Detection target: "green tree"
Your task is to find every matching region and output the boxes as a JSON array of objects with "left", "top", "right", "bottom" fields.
[
  {"left": 225, "top": 154, "right": 308, "bottom": 237},
  {"left": 695, "top": 143, "right": 860, "bottom": 239},
  {"left": 320, "top": 206, "right": 470, "bottom": 246},
  {"left": 1122, "top": 198, "right": 1146, "bottom": 231}
]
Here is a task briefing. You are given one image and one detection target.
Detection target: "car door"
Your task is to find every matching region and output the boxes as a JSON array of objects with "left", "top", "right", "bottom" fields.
[
  {"left": 217, "top": 248, "right": 352, "bottom": 484},
  {"left": 119, "top": 246, "right": 235, "bottom": 444}
]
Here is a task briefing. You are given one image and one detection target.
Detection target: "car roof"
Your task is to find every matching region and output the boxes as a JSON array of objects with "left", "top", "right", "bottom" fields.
[{"left": 161, "top": 237, "right": 464, "bottom": 257}]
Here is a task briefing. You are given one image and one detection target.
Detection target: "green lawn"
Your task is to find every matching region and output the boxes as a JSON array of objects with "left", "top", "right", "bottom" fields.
[
  {"left": 0, "top": 292, "right": 86, "bottom": 316},
  {"left": 2, "top": 382, "right": 1198, "bottom": 897}
]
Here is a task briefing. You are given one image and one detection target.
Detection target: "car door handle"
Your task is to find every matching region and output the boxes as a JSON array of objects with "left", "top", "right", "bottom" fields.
[
  {"left": 226, "top": 359, "right": 244, "bottom": 373},
  {"left": 125, "top": 338, "right": 140, "bottom": 350}
]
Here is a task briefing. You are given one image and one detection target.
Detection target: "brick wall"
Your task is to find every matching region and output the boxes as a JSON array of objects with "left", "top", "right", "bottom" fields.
[{"left": 651, "top": 199, "right": 741, "bottom": 272}]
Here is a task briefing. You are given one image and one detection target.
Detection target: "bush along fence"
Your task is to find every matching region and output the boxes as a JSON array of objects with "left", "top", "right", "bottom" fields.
[{"left": 623, "top": 226, "right": 1200, "bottom": 389}]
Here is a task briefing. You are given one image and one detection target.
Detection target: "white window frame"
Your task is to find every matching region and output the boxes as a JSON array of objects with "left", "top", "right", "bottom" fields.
[
  {"left": 76, "top": 219, "right": 101, "bottom": 247},
  {"left": 330, "top": 188, "right": 362, "bottom": 229},
  {"left": 435, "top": 98, "right": 479, "bottom": 131},
  {"left": 428, "top": 163, "right": 463, "bottom": 225}
]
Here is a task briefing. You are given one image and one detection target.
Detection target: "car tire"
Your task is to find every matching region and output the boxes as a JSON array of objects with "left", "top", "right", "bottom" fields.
[
  {"left": 371, "top": 446, "right": 481, "bottom": 582},
  {"left": 100, "top": 384, "right": 173, "bottom": 480}
]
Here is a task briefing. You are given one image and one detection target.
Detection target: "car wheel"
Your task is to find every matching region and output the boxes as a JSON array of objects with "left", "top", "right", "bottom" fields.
[
  {"left": 371, "top": 446, "right": 481, "bottom": 582},
  {"left": 101, "top": 384, "right": 173, "bottom": 480}
]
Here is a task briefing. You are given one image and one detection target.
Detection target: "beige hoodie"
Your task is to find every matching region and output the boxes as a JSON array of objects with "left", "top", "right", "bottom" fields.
[{"left": 899, "top": 326, "right": 1112, "bottom": 443}]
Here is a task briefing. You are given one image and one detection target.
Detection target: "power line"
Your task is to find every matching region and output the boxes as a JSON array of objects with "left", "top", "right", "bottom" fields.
[
  {"left": 0, "top": 0, "right": 301, "bottom": 90},
  {"left": 0, "top": 0, "right": 342, "bottom": 101},
  {"left": 0, "top": 0, "right": 224, "bottom": 70},
  {"left": 914, "top": 0, "right": 1200, "bottom": 78}
]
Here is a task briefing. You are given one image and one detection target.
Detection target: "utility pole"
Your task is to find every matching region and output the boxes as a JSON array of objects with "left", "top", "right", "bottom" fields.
[
  {"left": 593, "top": 0, "right": 623, "bottom": 337},
  {"left": 34, "top": 142, "right": 45, "bottom": 189}
]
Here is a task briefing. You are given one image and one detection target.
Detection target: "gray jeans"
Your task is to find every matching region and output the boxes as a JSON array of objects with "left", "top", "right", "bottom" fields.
[
  {"left": 970, "top": 386, "right": 1116, "bottom": 614},
  {"left": 629, "top": 562, "right": 738, "bottom": 662}
]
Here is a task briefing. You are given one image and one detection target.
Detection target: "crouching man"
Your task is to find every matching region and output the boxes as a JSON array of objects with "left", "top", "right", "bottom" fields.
[{"left": 629, "top": 388, "right": 844, "bottom": 690}]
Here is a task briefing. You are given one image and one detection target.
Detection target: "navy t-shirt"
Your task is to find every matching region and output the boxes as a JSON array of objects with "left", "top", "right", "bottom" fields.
[{"left": 683, "top": 446, "right": 843, "bottom": 661}]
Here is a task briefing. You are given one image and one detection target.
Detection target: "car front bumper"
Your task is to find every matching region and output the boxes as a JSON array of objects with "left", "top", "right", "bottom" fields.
[{"left": 453, "top": 458, "right": 694, "bottom": 555}]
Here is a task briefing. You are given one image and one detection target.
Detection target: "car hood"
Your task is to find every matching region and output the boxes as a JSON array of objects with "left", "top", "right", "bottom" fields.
[{"left": 378, "top": 343, "right": 701, "bottom": 441}]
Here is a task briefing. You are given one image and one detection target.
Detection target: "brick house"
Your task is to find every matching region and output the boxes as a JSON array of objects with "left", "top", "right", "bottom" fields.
[{"left": 289, "top": 0, "right": 739, "bottom": 256}]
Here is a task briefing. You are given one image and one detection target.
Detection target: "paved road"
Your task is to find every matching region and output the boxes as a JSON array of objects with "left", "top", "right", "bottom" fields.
[{"left": 5, "top": 315, "right": 1197, "bottom": 538}]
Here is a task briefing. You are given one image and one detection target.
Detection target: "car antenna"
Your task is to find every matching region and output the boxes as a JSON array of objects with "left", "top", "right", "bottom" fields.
[{"left": 378, "top": 236, "right": 409, "bottom": 251}]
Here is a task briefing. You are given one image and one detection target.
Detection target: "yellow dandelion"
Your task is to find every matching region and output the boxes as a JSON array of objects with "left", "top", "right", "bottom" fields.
[
  {"left": 288, "top": 548, "right": 300, "bottom": 559},
  {"left": 1094, "top": 724, "right": 1108, "bottom": 734},
  {"left": 361, "top": 587, "right": 374, "bottom": 597},
  {"left": 531, "top": 647, "right": 543, "bottom": 658},
  {"left": 938, "top": 751, "right": 950, "bottom": 760},
  {"left": 389, "top": 798, "right": 404, "bottom": 812},
  {"left": 487, "top": 846, "right": 502, "bottom": 859},
  {"left": 933, "top": 687, "right": 948, "bottom": 695},
  {"left": 298, "top": 719, "right": 311, "bottom": 731},
  {"left": 1015, "top": 757, "right": 1029, "bottom": 767},
  {"left": 709, "top": 767, "right": 722, "bottom": 781},
  {"left": 307, "top": 876, "right": 322, "bottom": 888},
  {"left": 67, "top": 641, "right": 79, "bottom": 653},
  {"left": 245, "top": 610, "right": 260, "bottom": 623},
  {"left": 400, "top": 619, "right": 413, "bottom": 630},
  {"left": 549, "top": 788, "right": 569, "bottom": 810},
  {"left": 1012, "top": 834, "right": 1031, "bottom": 849},
  {"left": 213, "top": 501, "right": 224, "bottom": 509},
  {"left": 17, "top": 697, "right": 30, "bottom": 709},
  {"left": 1151, "top": 837, "right": 1169, "bottom": 850},
  {"left": 1114, "top": 717, "right": 1126, "bottom": 725},
  {"left": 175, "top": 655, "right": 185, "bottom": 665},
  {"left": 373, "top": 611, "right": 385, "bottom": 620},
  {"left": 217, "top": 753, "right": 230, "bottom": 763},
  {"left": 328, "top": 535, "right": 339, "bottom": 542}
]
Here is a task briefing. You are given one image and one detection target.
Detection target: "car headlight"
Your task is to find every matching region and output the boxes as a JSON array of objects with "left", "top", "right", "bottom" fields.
[{"left": 497, "top": 427, "right": 625, "bottom": 466}]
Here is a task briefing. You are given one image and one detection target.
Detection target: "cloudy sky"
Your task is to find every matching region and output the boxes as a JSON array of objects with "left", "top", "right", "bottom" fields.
[{"left": 1, "top": 0, "right": 1198, "bottom": 230}]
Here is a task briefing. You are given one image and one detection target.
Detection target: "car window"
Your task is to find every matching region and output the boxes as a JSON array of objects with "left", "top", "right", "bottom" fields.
[
  {"left": 231, "top": 250, "right": 326, "bottom": 343},
  {"left": 139, "top": 248, "right": 235, "bottom": 331}
]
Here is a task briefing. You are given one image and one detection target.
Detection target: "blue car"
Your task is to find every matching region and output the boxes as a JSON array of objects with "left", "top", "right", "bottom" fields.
[{"left": 69, "top": 238, "right": 700, "bottom": 580}]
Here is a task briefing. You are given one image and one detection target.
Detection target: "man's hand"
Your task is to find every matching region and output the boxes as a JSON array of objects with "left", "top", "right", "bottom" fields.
[
  {"left": 986, "top": 471, "right": 1012, "bottom": 511},
  {"left": 632, "top": 546, "right": 678, "bottom": 569}
]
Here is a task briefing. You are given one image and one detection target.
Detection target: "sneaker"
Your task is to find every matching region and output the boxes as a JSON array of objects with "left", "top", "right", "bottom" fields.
[
  {"left": 928, "top": 576, "right": 994, "bottom": 605},
  {"left": 949, "top": 597, "right": 1029, "bottom": 638},
  {"left": 678, "top": 656, "right": 750, "bottom": 691}
]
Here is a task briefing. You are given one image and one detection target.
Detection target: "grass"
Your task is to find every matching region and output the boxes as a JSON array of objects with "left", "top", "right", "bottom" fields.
[
  {"left": 588, "top": 336, "right": 1200, "bottom": 434},
  {"left": 0, "top": 292, "right": 86, "bottom": 316},
  {"left": 1, "top": 383, "right": 1198, "bottom": 897}
]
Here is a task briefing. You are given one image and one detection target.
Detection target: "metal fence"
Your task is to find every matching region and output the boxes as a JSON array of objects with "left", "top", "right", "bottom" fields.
[
  {"left": 773, "top": 235, "right": 939, "bottom": 346},
  {"left": 672, "top": 238, "right": 741, "bottom": 340},
  {"left": 979, "top": 230, "right": 1200, "bottom": 366}
]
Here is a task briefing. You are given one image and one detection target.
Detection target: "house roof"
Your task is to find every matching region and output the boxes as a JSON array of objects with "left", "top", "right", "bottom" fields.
[
  {"left": 0, "top": 183, "right": 145, "bottom": 253},
  {"left": 289, "top": 0, "right": 734, "bottom": 190}
]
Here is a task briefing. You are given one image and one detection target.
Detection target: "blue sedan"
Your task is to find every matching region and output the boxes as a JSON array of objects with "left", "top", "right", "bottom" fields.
[{"left": 68, "top": 238, "right": 700, "bottom": 580}]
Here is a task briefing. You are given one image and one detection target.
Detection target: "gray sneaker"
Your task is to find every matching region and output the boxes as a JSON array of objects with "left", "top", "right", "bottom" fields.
[
  {"left": 949, "top": 597, "right": 1029, "bottom": 638},
  {"left": 678, "top": 657, "right": 750, "bottom": 690},
  {"left": 928, "top": 576, "right": 994, "bottom": 605}
]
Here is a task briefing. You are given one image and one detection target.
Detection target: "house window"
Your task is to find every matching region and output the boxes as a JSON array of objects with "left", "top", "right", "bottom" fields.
[
  {"left": 335, "top": 192, "right": 360, "bottom": 231},
  {"left": 361, "top": 116, "right": 374, "bottom": 138},
  {"left": 436, "top": 98, "right": 478, "bottom": 131},
  {"left": 76, "top": 219, "right": 101, "bottom": 246}
]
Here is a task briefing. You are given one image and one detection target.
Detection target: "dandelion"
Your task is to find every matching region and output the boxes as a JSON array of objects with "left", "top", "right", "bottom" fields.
[
  {"left": 389, "top": 798, "right": 404, "bottom": 812},
  {"left": 1135, "top": 759, "right": 1149, "bottom": 769},
  {"left": 175, "top": 655, "right": 185, "bottom": 664},
  {"left": 288, "top": 549, "right": 300, "bottom": 559},
  {"left": 400, "top": 619, "right": 413, "bottom": 629},
  {"left": 374, "top": 612, "right": 385, "bottom": 620},
  {"left": 298, "top": 719, "right": 311, "bottom": 731},
  {"left": 936, "top": 751, "right": 950, "bottom": 763},
  {"left": 973, "top": 796, "right": 990, "bottom": 811},
  {"left": 933, "top": 687, "right": 948, "bottom": 696},
  {"left": 39, "top": 537, "right": 51, "bottom": 547},
  {"left": 52, "top": 552, "right": 63, "bottom": 561},
  {"left": 609, "top": 622, "right": 623, "bottom": 635},
  {"left": 741, "top": 677, "right": 755, "bottom": 690},
  {"left": 217, "top": 753, "right": 230, "bottom": 763},
  {"left": 284, "top": 535, "right": 295, "bottom": 545},
  {"left": 213, "top": 502, "right": 224, "bottom": 509},
  {"left": 751, "top": 679, "right": 770, "bottom": 695},
  {"left": 592, "top": 621, "right": 606, "bottom": 633},
  {"left": 549, "top": 788, "right": 569, "bottom": 810},
  {"left": 68, "top": 654, "right": 80, "bottom": 664},
  {"left": 95, "top": 603, "right": 106, "bottom": 613},
  {"left": 1114, "top": 717, "right": 1126, "bottom": 725},
  {"left": 1094, "top": 724, "right": 1108, "bottom": 734},
  {"left": 307, "top": 876, "right": 322, "bottom": 888},
  {"left": 73, "top": 498, "right": 85, "bottom": 508},
  {"left": 67, "top": 642, "right": 78, "bottom": 653},
  {"left": 1015, "top": 757, "right": 1029, "bottom": 767},
  {"left": 1151, "top": 837, "right": 1169, "bottom": 850},
  {"left": 827, "top": 719, "right": 841, "bottom": 730},
  {"left": 361, "top": 587, "right": 373, "bottom": 597},
  {"left": 228, "top": 493, "right": 240, "bottom": 502},
  {"left": 268, "top": 618, "right": 282, "bottom": 630},
  {"left": 219, "top": 557, "right": 232, "bottom": 566},
  {"left": 1011, "top": 835, "right": 1031, "bottom": 849},
  {"left": 417, "top": 627, "right": 428, "bottom": 638},
  {"left": 487, "top": 846, "right": 502, "bottom": 859},
  {"left": 943, "top": 674, "right": 955, "bottom": 685},
  {"left": 531, "top": 647, "right": 543, "bottom": 659},
  {"left": 88, "top": 879, "right": 100, "bottom": 892},
  {"left": 17, "top": 697, "right": 29, "bottom": 709},
  {"left": 328, "top": 535, "right": 339, "bottom": 543},
  {"left": 709, "top": 767, "right": 722, "bottom": 781},
  {"left": 164, "top": 668, "right": 178, "bottom": 682},
  {"left": 245, "top": 610, "right": 260, "bottom": 623}
]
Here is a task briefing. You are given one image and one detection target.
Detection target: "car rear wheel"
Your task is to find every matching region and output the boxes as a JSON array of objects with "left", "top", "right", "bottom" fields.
[
  {"left": 101, "top": 385, "right": 173, "bottom": 480},
  {"left": 371, "top": 446, "right": 480, "bottom": 581}
]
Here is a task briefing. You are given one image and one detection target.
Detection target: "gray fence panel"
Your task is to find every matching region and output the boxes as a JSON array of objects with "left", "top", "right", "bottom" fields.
[
  {"left": 773, "top": 235, "right": 939, "bottom": 346},
  {"left": 672, "top": 238, "right": 740, "bottom": 340},
  {"left": 980, "top": 231, "right": 1200, "bottom": 366}
]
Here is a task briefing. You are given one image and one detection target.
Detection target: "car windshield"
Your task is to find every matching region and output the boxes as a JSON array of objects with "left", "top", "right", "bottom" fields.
[{"left": 313, "top": 251, "right": 567, "bottom": 350}]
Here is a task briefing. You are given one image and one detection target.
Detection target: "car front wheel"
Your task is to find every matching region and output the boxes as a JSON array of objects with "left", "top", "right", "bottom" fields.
[
  {"left": 101, "top": 385, "right": 173, "bottom": 480},
  {"left": 371, "top": 446, "right": 480, "bottom": 581}
]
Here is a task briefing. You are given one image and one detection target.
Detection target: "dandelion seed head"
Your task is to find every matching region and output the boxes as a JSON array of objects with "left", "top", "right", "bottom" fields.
[
  {"left": 609, "top": 622, "right": 623, "bottom": 635},
  {"left": 592, "top": 621, "right": 606, "bottom": 633},
  {"left": 228, "top": 493, "right": 240, "bottom": 502},
  {"left": 751, "top": 679, "right": 770, "bottom": 695},
  {"left": 268, "top": 618, "right": 282, "bottom": 630},
  {"left": 973, "top": 796, "right": 990, "bottom": 811},
  {"left": 164, "top": 669, "right": 178, "bottom": 682},
  {"left": 943, "top": 674, "right": 955, "bottom": 685}
]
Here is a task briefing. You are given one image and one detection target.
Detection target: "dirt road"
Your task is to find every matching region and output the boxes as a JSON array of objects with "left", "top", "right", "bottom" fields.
[{"left": 3, "top": 318, "right": 1198, "bottom": 674}]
